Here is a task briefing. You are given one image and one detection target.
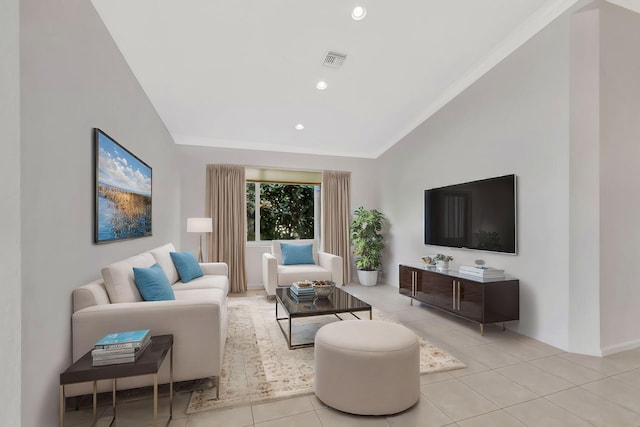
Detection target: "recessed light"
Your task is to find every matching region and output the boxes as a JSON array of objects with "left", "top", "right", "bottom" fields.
[
  {"left": 295, "top": 123, "right": 305, "bottom": 130},
  {"left": 316, "top": 81, "right": 328, "bottom": 90},
  {"left": 352, "top": 6, "right": 367, "bottom": 21}
]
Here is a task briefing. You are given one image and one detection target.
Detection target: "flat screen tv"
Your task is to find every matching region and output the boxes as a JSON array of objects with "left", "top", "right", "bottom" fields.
[{"left": 424, "top": 174, "right": 517, "bottom": 254}]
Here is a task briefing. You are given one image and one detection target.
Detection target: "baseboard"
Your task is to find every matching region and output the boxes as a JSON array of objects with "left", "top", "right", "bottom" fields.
[{"left": 601, "top": 338, "right": 640, "bottom": 356}]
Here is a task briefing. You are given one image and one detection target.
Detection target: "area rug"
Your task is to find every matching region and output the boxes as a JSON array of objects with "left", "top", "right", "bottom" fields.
[{"left": 186, "top": 294, "right": 465, "bottom": 414}]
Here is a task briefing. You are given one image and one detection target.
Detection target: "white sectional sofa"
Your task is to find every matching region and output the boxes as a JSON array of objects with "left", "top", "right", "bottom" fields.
[
  {"left": 262, "top": 239, "right": 343, "bottom": 297},
  {"left": 68, "top": 243, "right": 229, "bottom": 397}
]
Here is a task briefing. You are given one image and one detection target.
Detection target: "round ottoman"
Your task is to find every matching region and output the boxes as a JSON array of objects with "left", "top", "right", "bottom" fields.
[{"left": 314, "top": 320, "right": 420, "bottom": 415}]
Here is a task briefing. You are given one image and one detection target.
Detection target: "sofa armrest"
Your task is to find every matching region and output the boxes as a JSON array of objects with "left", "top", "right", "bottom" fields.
[
  {"left": 262, "top": 253, "right": 278, "bottom": 297},
  {"left": 68, "top": 288, "right": 227, "bottom": 396},
  {"left": 200, "top": 262, "right": 228, "bottom": 277},
  {"left": 72, "top": 290, "right": 224, "bottom": 358},
  {"left": 73, "top": 280, "right": 111, "bottom": 312},
  {"left": 318, "top": 251, "right": 344, "bottom": 286}
]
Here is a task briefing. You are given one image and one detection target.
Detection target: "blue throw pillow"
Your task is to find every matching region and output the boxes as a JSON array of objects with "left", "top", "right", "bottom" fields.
[
  {"left": 170, "top": 251, "right": 204, "bottom": 283},
  {"left": 133, "top": 263, "right": 176, "bottom": 301},
  {"left": 280, "top": 243, "right": 315, "bottom": 265}
]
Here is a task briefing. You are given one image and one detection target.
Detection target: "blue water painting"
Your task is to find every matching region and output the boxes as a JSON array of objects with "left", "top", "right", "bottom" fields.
[{"left": 95, "top": 129, "right": 152, "bottom": 242}]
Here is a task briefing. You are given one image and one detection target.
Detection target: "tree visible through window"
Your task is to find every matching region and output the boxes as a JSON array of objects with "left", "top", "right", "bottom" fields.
[{"left": 246, "top": 182, "right": 319, "bottom": 241}]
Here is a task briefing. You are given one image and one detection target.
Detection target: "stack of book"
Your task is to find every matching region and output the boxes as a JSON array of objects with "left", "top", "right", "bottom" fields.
[
  {"left": 290, "top": 281, "right": 315, "bottom": 301},
  {"left": 459, "top": 266, "right": 506, "bottom": 279},
  {"left": 92, "top": 329, "right": 151, "bottom": 366}
]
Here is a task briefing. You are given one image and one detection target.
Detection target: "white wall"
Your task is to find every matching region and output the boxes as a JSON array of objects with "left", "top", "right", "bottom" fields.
[
  {"left": 177, "top": 145, "right": 379, "bottom": 285},
  {"left": 599, "top": 3, "right": 640, "bottom": 354},
  {"left": 0, "top": 0, "right": 22, "bottom": 424},
  {"left": 376, "top": 4, "right": 640, "bottom": 355},
  {"left": 20, "top": 0, "right": 181, "bottom": 425},
  {"left": 569, "top": 7, "right": 602, "bottom": 355},
  {"left": 377, "top": 14, "right": 573, "bottom": 350}
]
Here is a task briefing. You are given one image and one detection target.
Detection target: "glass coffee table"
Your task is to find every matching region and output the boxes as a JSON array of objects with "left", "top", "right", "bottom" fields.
[{"left": 275, "top": 286, "right": 372, "bottom": 349}]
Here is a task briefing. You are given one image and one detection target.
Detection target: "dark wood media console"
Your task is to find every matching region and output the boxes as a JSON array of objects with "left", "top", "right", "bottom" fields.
[{"left": 399, "top": 264, "right": 519, "bottom": 335}]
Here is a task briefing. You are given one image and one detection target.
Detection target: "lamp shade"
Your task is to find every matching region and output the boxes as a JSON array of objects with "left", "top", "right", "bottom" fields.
[{"left": 187, "top": 217, "right": 212, "bottom": 233}]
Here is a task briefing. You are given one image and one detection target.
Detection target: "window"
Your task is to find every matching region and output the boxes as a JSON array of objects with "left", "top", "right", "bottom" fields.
[{"left": 246, "top": 168, "right": 321, "bottom": 242}]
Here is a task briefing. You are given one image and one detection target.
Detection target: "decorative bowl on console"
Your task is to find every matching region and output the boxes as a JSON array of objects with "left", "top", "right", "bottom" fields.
[
  {"left": 313, "top": 281, "right": 336, "bottom": 298},
  {"left": 421, "top": 256, "right": 435, "bottom": 267}
]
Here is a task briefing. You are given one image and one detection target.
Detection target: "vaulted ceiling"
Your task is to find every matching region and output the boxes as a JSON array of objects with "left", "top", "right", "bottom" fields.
[{"left": 92, "top": 0, "right": 583, "bottom": 158}]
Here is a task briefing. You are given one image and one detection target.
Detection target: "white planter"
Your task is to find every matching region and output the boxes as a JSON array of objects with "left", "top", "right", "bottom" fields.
[
  {"left": 436, "top": 261, "right": 449, "bottom": 271},
  {"left": 357, "top": 270, "right": 378, "bottom": 286}
]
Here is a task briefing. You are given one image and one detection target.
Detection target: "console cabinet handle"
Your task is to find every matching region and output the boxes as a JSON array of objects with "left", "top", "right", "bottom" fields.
[
  {"left": 412, "top": 271, "right": 416, "bottom": 296},
  {"left": 451, "top": 280, "right": 461, "bottom": 310},
  {"left": 452, "top": 280, "right": 456, "bottom": 309}
]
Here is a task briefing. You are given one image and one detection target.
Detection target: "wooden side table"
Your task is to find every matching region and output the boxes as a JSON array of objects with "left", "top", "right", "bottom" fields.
[{"left": 60, "top": 334, "right": 173, "bottom": 427}]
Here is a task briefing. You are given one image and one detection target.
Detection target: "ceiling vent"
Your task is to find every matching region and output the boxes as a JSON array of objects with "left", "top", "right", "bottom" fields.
[{"left": 323, "top": 51, "right": 347, "bottom": 68}]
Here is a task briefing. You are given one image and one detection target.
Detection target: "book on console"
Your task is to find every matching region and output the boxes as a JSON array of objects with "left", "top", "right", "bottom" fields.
[
  {"left": 459, "top": 271, "right": 506, "bottom": 279},
  {"left": 94, "top": 329, "right": 150, "bottom": 350},
  {"left": 459, "top": 266, "right": 505, "bottom": 274},
  {"left": 92, "top": 339, "right": 151, "bottom": 363},
  {"left": 460, "top": 271, "right": 505, "bottom": 279},
  {"left": 460, "top": 266, "right": 504, "bottom": 276},
  {"left": 459, "top": 267, "right": 505, "bottom": 274},
  {"left": 91, "top": 338, "right": 150, "bottom": 357},
  {"left": 92, "top": 355, "right": 136, "bottom": 366},
  {"left": 92, "top": 346, "right": 138, "bottom": 357},
  {"left": 462, "top": 273, "right": 506, "bottom": 280}
]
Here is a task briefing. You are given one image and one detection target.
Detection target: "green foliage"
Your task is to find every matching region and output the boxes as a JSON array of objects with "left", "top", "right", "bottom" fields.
[
  {"left": 247, "top": 183, "right": 315, "bottom": 241},
  {"left": 434, "top": 253, "right": 453, "bottom": 262},
  {"left": 350, "top": 207, "right": 385, "bottom": 271},
  {"left": 246, "top": 183, "right": 256, "bottom": 241}
]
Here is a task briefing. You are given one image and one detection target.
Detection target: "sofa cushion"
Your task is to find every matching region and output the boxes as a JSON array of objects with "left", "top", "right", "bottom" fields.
[
  {"left": 173, "top": 275, "right": 230, "bottom": 295},
  {"left": 149, "top": 243, "right": 180, "bottom": 284},
  {"left": 170, "top": 251, "right": 204, "bottom": 283},
  {"left": 277, "top": 264, "right": 332, "bottom": 286},
  {"left": 101, "top": 252, "right": 155, "bottom": 303},
  {"left": 280, "top": 243, "right": 315, "bottom": 265},
  {"left": 133, "top": 263, "right": 176, "bottom": 301}
]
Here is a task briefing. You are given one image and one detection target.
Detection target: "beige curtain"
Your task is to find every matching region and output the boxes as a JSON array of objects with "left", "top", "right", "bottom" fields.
[
  {"left": 321, "top": 171, "right": 351, "bottom": 284},
  {"left": 206, "top": 164, "right": 247, "bottom": 293}
]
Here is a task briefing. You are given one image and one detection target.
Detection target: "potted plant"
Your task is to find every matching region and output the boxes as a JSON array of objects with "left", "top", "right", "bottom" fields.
[
  {"left": 350, "top": 207, "right": 386, "bottom": 286},
  {"left": 434, "top": 254, "right": 453, "bottom": 271}
]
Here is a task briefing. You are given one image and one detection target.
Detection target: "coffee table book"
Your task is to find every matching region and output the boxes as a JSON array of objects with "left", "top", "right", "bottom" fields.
[
  {"left": 94, "top": 329, "right": 150, "bottom": 350},
  {"left": 291, "top": 283, "right": 314, "bottom": 296},
  {"left": 290, "top": 292, "right": 315, "bottom": 304},
  {"left": 60, "top": 334, "right": 174, "bottom": 427},
  {"left": 92, "top": 339, "right": 152, "bottom": 366}
]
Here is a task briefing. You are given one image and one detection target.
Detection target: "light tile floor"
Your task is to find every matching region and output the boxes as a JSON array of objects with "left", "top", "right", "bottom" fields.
[{"left": 65, "top": 284, "right": 640, "bottom": 426}]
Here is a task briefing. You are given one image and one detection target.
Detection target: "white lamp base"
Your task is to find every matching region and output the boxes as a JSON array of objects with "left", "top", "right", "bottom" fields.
[{"left": 198, "top": 234, "right": 204, "bottom": 263}]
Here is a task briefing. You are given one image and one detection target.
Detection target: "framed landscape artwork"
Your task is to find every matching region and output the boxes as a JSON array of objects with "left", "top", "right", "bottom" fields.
[{"left": 94, "top": 128, "right": 152, "bottom": 243}]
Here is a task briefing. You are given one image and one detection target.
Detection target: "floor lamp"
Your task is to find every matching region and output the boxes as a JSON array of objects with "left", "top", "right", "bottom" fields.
[{"left": 187, "top": 218, "right": 212, "bottom": 262}]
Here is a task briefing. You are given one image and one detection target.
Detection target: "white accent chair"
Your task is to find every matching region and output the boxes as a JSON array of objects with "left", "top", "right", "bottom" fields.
[{"left": 262, "top": 239, "right": 343, "bottom": 298}]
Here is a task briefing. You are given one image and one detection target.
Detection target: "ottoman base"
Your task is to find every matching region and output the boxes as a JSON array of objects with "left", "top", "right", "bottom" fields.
[{"left": 314, "top": 320, "right": 420, "bottom": 415}]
